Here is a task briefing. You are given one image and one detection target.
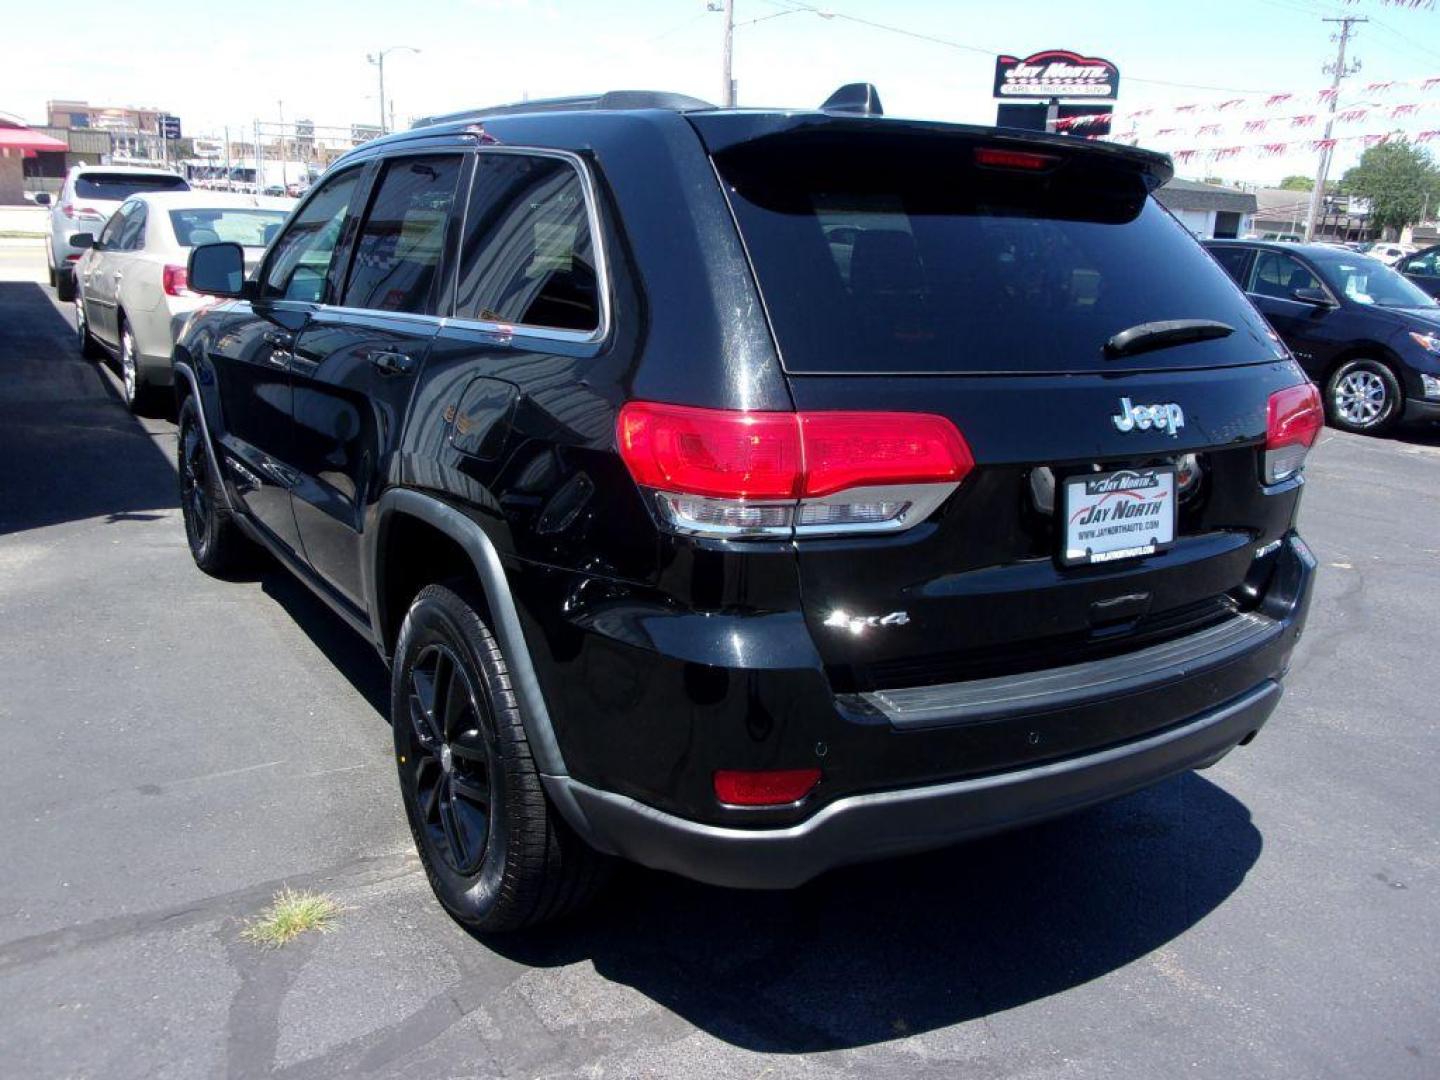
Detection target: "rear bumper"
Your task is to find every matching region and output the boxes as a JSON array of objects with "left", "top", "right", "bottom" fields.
[{"left": 546, "top": 678, "right": 1281, "bottom": 889}]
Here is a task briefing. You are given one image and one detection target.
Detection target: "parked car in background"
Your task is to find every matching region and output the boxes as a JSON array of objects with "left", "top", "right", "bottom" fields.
[
  {"left": 72, "top": 192, "right": 292, "bottom": 411},
  {"left": 1399, "top": 244, "right": 1440, "bottom": 299},
  {"left": 46, "top": 165, "right": 190, "bottom": 302},
  {"left": 174, "top": 89, "right": 1316, "bottom": 932},
  {"left": 1364, "top": 242, "right": 1416, "bottom": 267},
  {"left": 1206, "top": 239, "right": 1440, "bottom": 434}
]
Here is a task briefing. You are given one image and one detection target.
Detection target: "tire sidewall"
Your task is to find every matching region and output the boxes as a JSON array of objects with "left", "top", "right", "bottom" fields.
[
  {"left": 392, "top": 588, "right": 516, "bottom": 925},
  {"left": 178, "top": 398, "right": 218, "bottom": 566},
  {"left": 1326, "top": 359, "right": 1401, "bottom": 434}
]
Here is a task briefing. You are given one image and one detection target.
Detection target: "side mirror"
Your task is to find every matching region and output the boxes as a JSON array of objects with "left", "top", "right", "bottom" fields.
[
  {"left": 1291, "top": 287, "right": 1333, "bottom": 307},
  {"left": 33, "top": 192, "right": 52, "bottom": 206},
  {"left": 188, "top": 242, "right": 248, "bottom": 299},
  {"left": 69, "top": 233, "right": 95, "bottom": 250}
]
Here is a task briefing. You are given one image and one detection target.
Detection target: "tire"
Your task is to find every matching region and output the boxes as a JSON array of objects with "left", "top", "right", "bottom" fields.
[
  {"left": 118, "top": 318, "right": 156, "bottom": 414},
  {"left": 177, "top": 395, "right": 250, "bottom": 575},
  {"left": 392, "top": 583, "right": 609, "bottom": 933},
  {"left": 47, "top": 260, "right": 57, "bottom": 288},
  {"left": 1325, "top": 358, "right": 1402, "bottom": 435},
  {"left": 55, "top": 267, "right": 76, "bottom": 303},
  {"left": 75, "top": 298, "right": 103, "bottom": 360}
]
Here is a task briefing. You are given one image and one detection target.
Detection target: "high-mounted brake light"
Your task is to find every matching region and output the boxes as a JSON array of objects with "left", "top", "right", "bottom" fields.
[
  {"left": 162, "top": 264, "right": 191, "bottom": 297},
  {"left": 617, "top": 402, "right": 974, "bottom": 537},
  {"left": 1264, "top": 382, "right": 1323, "bottom": 484},
  {"left": 714, "top": 768, "right": 821, "bottom": 807},
  {"left": 974, "top": 147, "right": 1061, "bottom": 171}
]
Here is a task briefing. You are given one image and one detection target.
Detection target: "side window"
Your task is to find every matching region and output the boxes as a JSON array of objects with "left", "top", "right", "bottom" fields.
[
  {"left": 455, "top": 154, "right": 601, "bottom": 333},
  {"left": 1208, "top": 246, "right": 1252, "bottom": 285},
  {"left": 98, "top": 202, "right": 132, "bottom": 248},
  {"left": 117, "top": 202, "right": 147, "bottom": 251},
  {"left": 1405, "top": 250, "right": 1437, "bottom": 275},
  {"left": 262, "top": 169, "right": 361, "bottom": 302},
  {"left": 340, "top": 155, "right": 463, "bottom": 314},
  {"left": 1250, "top": 251, "right": 1322, "bottom": 301}
]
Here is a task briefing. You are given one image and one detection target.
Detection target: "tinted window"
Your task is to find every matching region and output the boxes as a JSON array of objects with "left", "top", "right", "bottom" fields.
[
  {"left": 341, "top": 155, "right": 462, "bottom": 314},
  {"left": 74, "top": 172, "right": 188, "bottom": 200},
  {"left": 1249, "top": 252, "right": 1322, "bottom": 300},
  {"left": 715, "top": 135, "right": 1276, "bottom": 373},
  {"left": 169, "top": 208, "right": 290, "bottom": 248},
  {"left": 116, "top": 202, "right": 147, "bottom": 251},
  {"left": 262, "top": 169, "right": 360, "bottom": 302},
  {"left": 1208, "top": 246, "right": 1252, "bottom": 284},
  {"left": 1404, "top": 249, "right": 1439, "bottom": 276},
  {"left": 97, "top": 205, "right": 129, "bottom": 248},
  {"left": 455, "top": 154, "right": 600, "bottom": 332}
]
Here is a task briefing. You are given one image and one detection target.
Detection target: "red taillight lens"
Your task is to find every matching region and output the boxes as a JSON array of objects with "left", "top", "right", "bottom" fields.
[
  {"left": 617, "top": 402, "right": 802, "bottom": 499},
  {"left": 1264, "top": 382, "right": 1323, "bottom": 484},
  {"left": 714, "top": 768, "right": 821, "bottom": 807},
  {"left": 974, "top": 147, "right": 1061, "bottom": 171},
  {"left": 61, "top": 203, "right": 76, "bottom": 219},
  {"left": 162, "top": 264, "right": 191, "bottom": 297},
  {"left": 800, "top": 412, "right": 974, "bottom": 497},
  {"left": 617, "top": 403, "right": 973, "bottom": 536}
]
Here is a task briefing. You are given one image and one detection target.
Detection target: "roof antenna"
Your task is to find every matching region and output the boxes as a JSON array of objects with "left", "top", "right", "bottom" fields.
[{"left": 820, "top": 83, "right": 883, "bottom": 116}]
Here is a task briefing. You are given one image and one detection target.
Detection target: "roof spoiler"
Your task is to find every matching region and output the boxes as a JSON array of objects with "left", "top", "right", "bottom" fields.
[{"left": 820, "top": 83, "right": 883, "bottom": 117}]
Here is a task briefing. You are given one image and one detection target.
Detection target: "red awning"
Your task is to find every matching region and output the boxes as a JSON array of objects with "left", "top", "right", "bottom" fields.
[{"left": 0, "top": 127, "right": 69, "bottom": 153}]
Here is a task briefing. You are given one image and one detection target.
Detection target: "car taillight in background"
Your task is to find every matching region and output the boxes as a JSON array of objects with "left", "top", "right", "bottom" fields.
[
  {"left": 617, "top": 402, "right": 974, "bottom": 537},
  {"left": 1264, "top": 382, "right": 1323, "bottom": 484},
  {"left": 61, "top": 204, "right": 106, "bottom": 221},
  {"left": 162, "top": 265, "right": 192, "bottom": 297}
]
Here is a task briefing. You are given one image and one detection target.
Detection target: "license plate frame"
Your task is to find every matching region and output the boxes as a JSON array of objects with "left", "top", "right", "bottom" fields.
[{"left": 1060, "top": 465, "right": 1177, "bottom": 567}]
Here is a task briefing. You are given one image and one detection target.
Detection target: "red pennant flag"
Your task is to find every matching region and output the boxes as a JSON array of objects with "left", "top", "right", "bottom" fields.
[
  {"left": 1244, "top": 119, "right": 1269, "bottom": 133},
  {"left": 1417, "top": 130, "right": 1440, "bottom": 143},
  {"left": 1391, "top": 104, "right": 1419, "bottom": 118},
  {"left": 1263, "top": 143, "right": 1289, "bottom": 157},
  {"left": 1291, "top": 115, "right": 1316, "bottom": 128},
  {"left": 1312, "top": 138, "right": 1337, "bottom": 152},
  {"left": 1197, "top": 123, "right": 1221, "bottom": 136},
  {"left": 1174, "top": 149, "right": 1197, "bottom": 163},
  {"left": 1265, "top": 94, "right": 1293, "bottom": 108},
  {"left": 1338, "top": 108, "right": 1368, "bottom": 123},
  {"left": 1214, "top": 146, "right": 1242, "bottom": 160},
  {"left": 1216, "top": 98, "right": 1245, "bottom": 111}
]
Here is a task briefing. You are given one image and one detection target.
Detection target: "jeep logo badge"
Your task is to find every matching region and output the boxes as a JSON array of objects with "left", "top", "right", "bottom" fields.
[{"left": 1112, "top": 397, "right": 1185, "bottom": 438}]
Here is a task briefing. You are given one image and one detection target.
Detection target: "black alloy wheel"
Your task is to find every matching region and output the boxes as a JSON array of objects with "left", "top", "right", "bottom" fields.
[{"left": 177, "top": 397, "right": 248, "bottom": 574}]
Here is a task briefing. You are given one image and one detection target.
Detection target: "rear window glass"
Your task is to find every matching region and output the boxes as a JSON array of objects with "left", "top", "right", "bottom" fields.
[
  {"left": 74, "top": 172, "right": 189, "bottom": 200},
  {"left": 715, "top": 136, "right": 1276, "bottom": 373},
  {"left": 168, "top": 209, "right": 289, "bottom": 248}
]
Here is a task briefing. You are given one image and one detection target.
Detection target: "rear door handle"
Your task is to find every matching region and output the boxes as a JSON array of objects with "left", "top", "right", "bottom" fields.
[{"left": 369, "top": 349, "right": 415, "bottom": 376}]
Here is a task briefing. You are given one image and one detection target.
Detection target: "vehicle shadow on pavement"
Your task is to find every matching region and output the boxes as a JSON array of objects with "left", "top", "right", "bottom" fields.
[
  {"left": 490, "top": 771, "right": 1260, "bottom": 1053},
  {"left": 0, "top": 282, "right": 178, "bottom": 535}
]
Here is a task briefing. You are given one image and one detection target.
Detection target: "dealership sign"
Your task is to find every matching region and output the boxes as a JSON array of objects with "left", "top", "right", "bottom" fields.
[{"left": 994, "top": 49, "right": 1119, "bottom": 99}]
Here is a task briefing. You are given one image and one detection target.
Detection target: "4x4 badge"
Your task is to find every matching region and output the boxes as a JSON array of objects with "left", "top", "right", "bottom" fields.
[{"left": 1112, "top": 397, "right": 1185, "bottom": 437}]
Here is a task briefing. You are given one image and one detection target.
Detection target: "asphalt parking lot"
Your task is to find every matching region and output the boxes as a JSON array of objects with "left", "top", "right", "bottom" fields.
[{"left": 1, "top": 236, "right": 1437, "bottom": 1080}]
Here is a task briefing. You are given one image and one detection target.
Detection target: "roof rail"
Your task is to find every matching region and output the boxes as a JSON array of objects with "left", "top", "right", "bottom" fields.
[{"left": 413, "top": 90, "right": 716, "bottom": 129}]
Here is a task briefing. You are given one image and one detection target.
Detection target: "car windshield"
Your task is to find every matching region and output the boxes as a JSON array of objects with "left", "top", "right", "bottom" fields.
[
  {"left": 168, "top": 208, "right": 289, "bottom": 248},
  {"left": 74, "top": 173, "right": 188, "bottom": 200},
  {"left": 714, "top": 133, "right": 1278, "bottom": 374},
  {"left": 1318, "top": 257, "right": 1437, "bottom": 308}
]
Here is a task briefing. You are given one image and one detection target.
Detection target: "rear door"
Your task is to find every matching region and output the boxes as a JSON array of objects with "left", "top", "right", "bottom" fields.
[
  {"left": 706, "top": 124, "right": 1302, "bottom": 694},
  {"left": 80, "top": 204, "right": 132, "bottom": 345},
  {"left": 208, "top": 165, "right": 367, "bottom": 555},
  {"left": 288, "top": 151, "right": 466, "bottom": 609}
]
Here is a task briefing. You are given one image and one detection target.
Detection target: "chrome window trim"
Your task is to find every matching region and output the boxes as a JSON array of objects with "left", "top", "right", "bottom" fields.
[{"left": 444, "top": 145, "right": 611, "bottom": 346}]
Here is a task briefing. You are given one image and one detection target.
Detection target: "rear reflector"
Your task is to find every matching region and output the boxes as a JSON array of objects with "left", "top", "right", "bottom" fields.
[
  {"left": 617, "top": 403, "right": 974, "bottom": 537},
  {"left": 1264, "top": 382, "right": 1323, "bottom": 484},
  {"left": 974, "top": 147, "right": 1061, "bottom": 171},
  {"left": 714, "top": 768, "right": 821, "bottom": 806}
]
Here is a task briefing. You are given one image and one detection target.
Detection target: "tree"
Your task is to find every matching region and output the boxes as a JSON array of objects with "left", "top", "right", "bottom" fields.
[
  {"left": 1279, "top": 175, "right": 1314, "bottom": 191},
  {"left": 1340, "top": 139, "right": 1440, "bottom": 232}
]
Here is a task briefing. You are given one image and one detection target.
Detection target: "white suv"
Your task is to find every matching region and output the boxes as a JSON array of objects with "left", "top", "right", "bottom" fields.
[{"left": 47, "top": 165, "right": 189, "bottom": 300}]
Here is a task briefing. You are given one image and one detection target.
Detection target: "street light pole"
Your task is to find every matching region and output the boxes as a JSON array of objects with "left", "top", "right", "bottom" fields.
[
  {"left": 1305, "top": 16, "right": 1365, "bottom": 242},
  {"left": 722, "top": 0, "right": 735, "bottom": 107},
  {"left": 368, "top": 46, "right": 420, "bottom": 135}
]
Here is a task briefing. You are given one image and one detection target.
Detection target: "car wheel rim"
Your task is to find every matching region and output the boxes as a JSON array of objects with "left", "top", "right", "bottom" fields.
[
  {"left": 179, "top": 417, "right": 212, "bottom": 554},
  {"left": 404, "top": 643, "right": 495, "bottom": 876},
  {"left": 121, "top": 331, "right": 137, "bottom": 404},
  {"left": 1335, "top": 370, "right": 1386, "bottom": 426}
]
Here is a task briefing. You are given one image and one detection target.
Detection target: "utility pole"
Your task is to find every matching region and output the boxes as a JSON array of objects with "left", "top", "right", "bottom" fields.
[
  {"left": 377, "top": 52, "right": 387, "bottom": 133},
  {"left": 277, "top": 101, "right": 288, "bottom": 191},
  {"left": 1305, "top": 15, "right": 1365, "bottom": 242},
  {"left": 721, "top": 0, "right": 735, "bottom": 107}
]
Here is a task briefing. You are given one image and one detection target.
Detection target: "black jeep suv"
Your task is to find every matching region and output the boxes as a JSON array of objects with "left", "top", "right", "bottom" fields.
[{"left": 176, "top": 88, "right": 1317, "bottom": 931}]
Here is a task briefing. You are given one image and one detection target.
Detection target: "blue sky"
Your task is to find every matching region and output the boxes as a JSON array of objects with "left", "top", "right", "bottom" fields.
[{"left": 3, "top": 0, "right": 1440, "bottom": 185}]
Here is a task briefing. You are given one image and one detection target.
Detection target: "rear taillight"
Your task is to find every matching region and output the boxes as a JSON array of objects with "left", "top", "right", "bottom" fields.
[
  {"left": 714, "top": 768, "right": 821, "bottom": 807},
  {"left": 162, "top": 265, "right": 191, "bottom": 297},
  {"left": 616, "top": 402, "right": 973, "bottom": 537},
  {"left": 1264, "top": 382, "right": 1323, "bottom": 484},
  {"left": 61, "top": 203, "right": 76, "bottom": 219}
]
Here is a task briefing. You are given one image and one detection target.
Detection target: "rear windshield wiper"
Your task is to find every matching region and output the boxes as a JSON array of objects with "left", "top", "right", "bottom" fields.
[{"left": 1104, "top": 319, "right": 1235, "bottom": 359}]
